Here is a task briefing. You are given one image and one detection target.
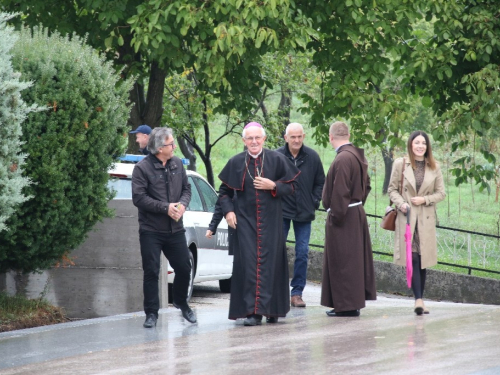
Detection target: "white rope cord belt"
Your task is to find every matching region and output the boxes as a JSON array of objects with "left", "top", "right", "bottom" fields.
[
  {"left": 348, "top": 201, "right": 362, "bottom": 207},
  {"left": 326, "top": 201, "right": 362, "bottom": 213}
]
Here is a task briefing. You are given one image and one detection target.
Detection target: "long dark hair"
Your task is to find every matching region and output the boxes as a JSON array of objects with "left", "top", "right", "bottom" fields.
[{"left": 407, "top": 131, "right": 437, "bottom": 170}]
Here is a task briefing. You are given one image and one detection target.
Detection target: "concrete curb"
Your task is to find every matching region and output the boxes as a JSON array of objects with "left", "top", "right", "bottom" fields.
[{"left": 287, "top": 247, "right": 500, "bottom": 305}]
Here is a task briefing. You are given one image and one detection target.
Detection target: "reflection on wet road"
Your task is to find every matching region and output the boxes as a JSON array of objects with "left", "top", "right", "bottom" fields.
[{"left": 1, "top": 281, "right": 500, "bottom": 374}]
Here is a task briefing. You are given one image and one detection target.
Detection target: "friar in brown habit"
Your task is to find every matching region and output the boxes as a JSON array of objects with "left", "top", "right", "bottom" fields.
[{"left": 321, "top": 121, "right": 377, "bottom": 317}]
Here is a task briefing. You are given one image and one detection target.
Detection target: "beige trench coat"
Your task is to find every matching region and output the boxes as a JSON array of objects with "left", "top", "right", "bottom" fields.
[{"left": 387, "top": 157, "right": 446, "bottom": 269}]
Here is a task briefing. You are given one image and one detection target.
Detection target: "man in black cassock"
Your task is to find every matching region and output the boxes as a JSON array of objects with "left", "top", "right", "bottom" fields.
[{"left": 218, "top": 122, "right": 300, "bottom": 326}]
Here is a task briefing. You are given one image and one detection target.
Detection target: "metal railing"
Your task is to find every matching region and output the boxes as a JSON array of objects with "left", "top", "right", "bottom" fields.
[
  {"left": 287, "top": 210, "right": 500, "bottom": 277},
  {"left": 366, "top": 213, "right": 500, "bottom": 276}
]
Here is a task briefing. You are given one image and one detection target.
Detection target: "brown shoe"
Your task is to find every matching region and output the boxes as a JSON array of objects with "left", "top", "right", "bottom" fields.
[{"left": 291, "top": 295, "right": 306, "bottom": 307}]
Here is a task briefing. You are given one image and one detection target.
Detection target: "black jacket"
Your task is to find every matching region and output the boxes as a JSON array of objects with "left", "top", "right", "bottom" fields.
[
  {"left": 208, "top": 195, "right": 238, "bottom": 256},
  {"left": 208, "top": 199, "right": 224, "bottom": 234},
  {"left": 276, "top": 143, "right": 325, "bottom": 222},
  {"left": 132, "top": 154, "right": 191, "bottom": 234}
]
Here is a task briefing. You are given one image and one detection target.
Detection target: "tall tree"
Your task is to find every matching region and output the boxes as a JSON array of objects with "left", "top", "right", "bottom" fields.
[
  {"left": 0, "top": 0, "right": 167, "bottom": 153},
  {"left": 296, "top": 1, "right": 422, "bottom": 145},
  {"left": 0, "top": 26, "right": 132, "bottom": 273},
  {"left": 1, "top": 0, "right": 317, "bottom": 160},
  {"left": 0, "top": 13, "right": 34, "bottom": 233},
  {"left": 162, "top": 51, "right": 320, "bottom": 187},
  {"left": 402, "top": 0, "right": 500, "bottom": 188},
  {"left": 7, "top": 0, "right": 496, "bottom": 188},
  {"left": 290, "top": 0, "right": 426, "bottom": 196},
  {"left": 127, "top": 0, "right": 316, "bottom": 184},
  {"left": 128, "top": 0, "right": 316, "bottom": 118}
]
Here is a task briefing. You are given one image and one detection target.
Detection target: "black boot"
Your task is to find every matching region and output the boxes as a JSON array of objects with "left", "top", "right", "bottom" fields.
[{"left": 243, "top": 314, "right": 263, "bottom": 326}]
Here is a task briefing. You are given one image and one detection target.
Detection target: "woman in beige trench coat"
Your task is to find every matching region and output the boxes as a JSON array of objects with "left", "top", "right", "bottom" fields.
[{"left": 388, "top": 131, "right": 445, "bottom": 315}]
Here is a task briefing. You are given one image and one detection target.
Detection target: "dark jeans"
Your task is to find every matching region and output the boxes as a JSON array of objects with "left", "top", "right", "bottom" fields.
[
  {"left": 283, "top": 219, "right": 311, "bottom": 297},
  {"left": 139, "top": 230, "right": 191, "bottom": 317}
]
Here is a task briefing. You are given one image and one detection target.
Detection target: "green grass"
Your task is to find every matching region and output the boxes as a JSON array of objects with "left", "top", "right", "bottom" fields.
[
  {"left": 0, "top": 292, "right": 45, "bottom": 315},
  {"left": 311, "top": 151, "right": 500, "bottom": 279},
  {"left": 0, "top": 292, "right": 67, "bottom": 332}
]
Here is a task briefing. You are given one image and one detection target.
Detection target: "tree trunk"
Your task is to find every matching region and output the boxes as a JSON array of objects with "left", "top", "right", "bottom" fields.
[
  {"left": 260, "top": 101, "right": 269, "bottom": 121},
  {"left": 14, "top": 270, "right": 29, "bottom": 296},
  {"left": 199, "top": 97, "right": 215, "bottom": 187},
  {"left": 204, "top": 154, "right": 215, "bottom": 189},
  {"left": 177, "top": 137, "right": 197, "bottom": 172},
  {"left": 175, "top": 96, "right": 216, "bottom": 186},
  {"left": 127, "top": 81, "right": 146, "bottom": 154},
  {"left": 126, "top": 62, "right": 167, "bottom": 153},
  {"left": 256, "top": 87, "right": 268, "bottom": 121},
  {"left": 382, "top": 147, "right": 394, "bottom": 194},
  {"left": 183, "top": 133, "right": 215, "bottom": 187},
  {"left": 278, "top": 87, "right": 292, "bottom": 129}
]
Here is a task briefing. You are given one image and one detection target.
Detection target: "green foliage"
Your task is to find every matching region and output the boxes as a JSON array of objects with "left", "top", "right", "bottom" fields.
[
  {"left": 0, "top": 0, "right": 143, "bottom": 71},
  {"left": 1, "top": 0, "right": 321, "bottom": 184},
  {"left": 0, "top": 291, "right": 67, "bottom": 332},
  {"left": 5, "top": 0, "right": 500, "bottom": 189},
  {"left": 0, "top": 13, "right": 34, "bottom": 233},
  {"left": 0, "top": 0, "right": 166, "bottom": 135},
  {"left": 298, "top": 0, "right": 423, "bottom": 147},
  {"left": 406, "top": 1, "right": 500, "bottom": 187},
  {"left": 163, "top": 69, "right": 245, "bottom": 144},
  {"left": 0, "top": 26, "right": 133, "bottom": 273},
  {"left": 0, "top": 291, "right": 44, "bottom": 315},
  {"left": 162, "top": 50, "right": 322, "bottom": 185},
  {"left": 129, "top": 0, "right": 317, "bottom": 117},
  {"left": 259, "top": 51, "right": 322, "bottom": 145}
]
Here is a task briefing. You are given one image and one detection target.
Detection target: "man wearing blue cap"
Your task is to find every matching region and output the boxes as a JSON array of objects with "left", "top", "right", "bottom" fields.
[{"left": 129, "top": 124, "right": 152, "bottom": 155}]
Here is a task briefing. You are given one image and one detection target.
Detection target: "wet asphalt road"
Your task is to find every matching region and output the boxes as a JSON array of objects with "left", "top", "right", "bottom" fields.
[{"left": 1, "top": 281, "right": 500, "bottom": 374}]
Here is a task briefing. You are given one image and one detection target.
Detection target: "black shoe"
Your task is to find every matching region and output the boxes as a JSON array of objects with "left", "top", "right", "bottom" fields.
[
  {"left": 173, "top": 302, "right": 197, "bottom": 323},
  {"left": 326, "top": 309, "right": 360, "bottom": 317},
  {"left": 181, "top": 307, "right": 197, "bottom": 323},
  {"left": 143, "top": 313, "right": 157, "bottom": 328},
  {"left": 266, "top": 317, "right": 278, "bottom": 323},
  {"left": 244, "top": 314, "right": 262, "bottom": 326}
]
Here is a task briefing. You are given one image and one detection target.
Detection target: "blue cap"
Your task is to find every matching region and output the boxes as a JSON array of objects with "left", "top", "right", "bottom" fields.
[{"left": 129, "top": 125, "right": 152, "bottom": 135}]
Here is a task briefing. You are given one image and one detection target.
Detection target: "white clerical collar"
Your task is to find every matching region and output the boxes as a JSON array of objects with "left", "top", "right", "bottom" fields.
[
  {"left": 248, "top": 149, "right": 263, "bottom": 159},
  {"left": 336, "top": 142, "right": 352, "bottom": 153}
]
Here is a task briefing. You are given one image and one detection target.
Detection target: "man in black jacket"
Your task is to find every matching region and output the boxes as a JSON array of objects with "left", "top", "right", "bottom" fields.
[
  {"left": 276, "top": 123, "right": 325, "bottom": 307},
  {"left": 132, "top": 127, "right": 196, "bottom": 327}
]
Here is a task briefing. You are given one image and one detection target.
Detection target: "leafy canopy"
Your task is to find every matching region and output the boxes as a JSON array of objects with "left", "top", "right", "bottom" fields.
[
  {"left": 402, "top": 0, "right": 500, "bottom": 188},
  {"left": 128, "top": 0, "right": 317, "bottom": 117}
]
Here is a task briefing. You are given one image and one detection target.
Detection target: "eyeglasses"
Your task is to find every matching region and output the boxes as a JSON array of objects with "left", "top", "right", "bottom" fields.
[
  {"left": 244, "top": 136, "right": 263, "bottom": 142},
  {"left": 162, "top": 142, "right": 175, "bottom": 148}
]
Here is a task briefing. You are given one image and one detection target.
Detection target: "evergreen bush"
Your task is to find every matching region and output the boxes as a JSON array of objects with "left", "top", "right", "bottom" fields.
[
  {"left": 0, "top": 26, "right": 133, "bottom": 273},
  {"left": 0, "top": 14, "right": 34, "bottom": 234}
]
